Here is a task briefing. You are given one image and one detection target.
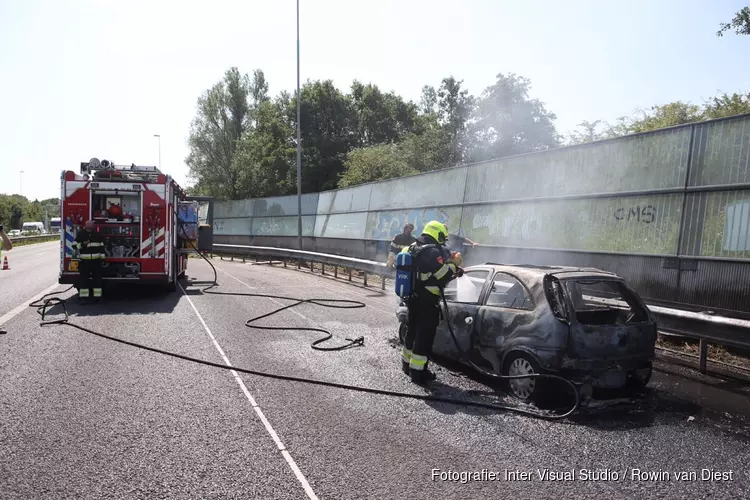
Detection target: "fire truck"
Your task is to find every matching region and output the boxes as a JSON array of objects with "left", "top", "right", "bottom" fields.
[{"left": 58, "top": 157, "right": 213, "bottom": 292}]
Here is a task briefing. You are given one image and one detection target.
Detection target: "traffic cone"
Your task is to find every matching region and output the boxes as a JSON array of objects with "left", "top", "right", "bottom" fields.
[{"left": 1, "top": 256, "right": 8, "bottom": 270}]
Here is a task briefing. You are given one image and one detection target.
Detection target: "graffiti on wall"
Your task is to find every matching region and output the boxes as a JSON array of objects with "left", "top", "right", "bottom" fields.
[
  {"left": 462, "top": 194, "right": 681, "bottom": 254},
  {"left": 365, "top": 207, "right": 463, "bottom": 241},
  {"left": 614, "top": 205, "right": 657, "bottom": 224}
]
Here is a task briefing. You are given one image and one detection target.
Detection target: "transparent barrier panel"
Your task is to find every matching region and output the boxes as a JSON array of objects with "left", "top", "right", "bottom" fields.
[
  {"left": 680, "top": 189, "right": 750, "bottom": 258},
  {"left": 316, "top": 185, "right": 372, "bottom": 214},
  {"left": 215, "top": 199, "right": 254, "bottom": 218},
  {"left": 460, "top": 193, "right": 682, "bottom": 254},
  {"left": 464, "top": 128, "right": 690, "bottom": 203},
  {"left": 213, "top": 218, "right": 253, "bottom": 236},
  {"left": 365, "top": 206, "right": 464, "bottom": 241},
  {"left": 252, "top": 216, "right": 316, "bottom": 236},
  {"left": 690, "top": 115, "right": 750, "bottom": 187},
  {"left": 314, "top": 212, "right": 368, "bottom": 239},
  {"left": 368, "top": 167, "right": 468, "bottom": 211}
]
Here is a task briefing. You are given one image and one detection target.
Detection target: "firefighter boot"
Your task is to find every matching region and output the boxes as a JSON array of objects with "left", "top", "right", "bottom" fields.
[
  {"left": 409, "top": 356, "right": 437, "bottom": 385},
  {"left": 410, "top": 368, "right": 437, "bottom": 385},
  {"left": 401, "top": 346, "right": 412, "bottom": 375},
  {"left": 77, "top": 287, "right": 92, "bottom": 305}
]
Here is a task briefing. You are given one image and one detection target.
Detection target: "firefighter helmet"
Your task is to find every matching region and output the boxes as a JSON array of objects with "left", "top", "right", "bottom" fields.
[{"left": 421, "top": 220, "right": 448, "bottom": 245}]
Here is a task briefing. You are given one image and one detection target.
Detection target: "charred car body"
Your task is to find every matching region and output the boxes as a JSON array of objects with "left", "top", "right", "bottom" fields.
[{"left": 396, "top": 263, "right": 657, "bottom": 402}]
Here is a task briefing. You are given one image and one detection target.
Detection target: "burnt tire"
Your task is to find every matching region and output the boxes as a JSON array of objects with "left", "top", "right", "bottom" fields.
[
  {"left": 626, "top": 362, "right": 653, "bottom": 390},
  {"left": 502, "top": 352, "right": 545, "bottom": 403}
]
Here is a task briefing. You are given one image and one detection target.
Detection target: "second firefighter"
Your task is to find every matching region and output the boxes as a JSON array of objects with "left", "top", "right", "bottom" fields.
[
  {"left": 72, "top": 220, "right": 106, "bottom": 300},
  {"left": 399, "top": 220, "right": 463, "bottom": 384}
]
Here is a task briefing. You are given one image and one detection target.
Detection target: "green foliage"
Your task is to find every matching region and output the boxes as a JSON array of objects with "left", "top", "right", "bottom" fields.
[
  {"left": 338, "top": 144, "right": 417, "bottom": 188},
  {"left": 569, "top": 91, "right": 750, "bottom": 146},
  {"left": 185, "top": 67, "right": 267, "bottom": 200},
  {"left": 0, "top": 195, "right": 60, "bottom": 229},
  {"left": 186, "top": 65, "right": 750, "bottom": 198},
  {"left": 717, "top": 6, "right": 750, "bottom": 36},
  {"left": 469, "top": 73, "right": 560, "bottom": 162},
  {"left": 186, "top": 67, "right": 561, "bottom": 196}
]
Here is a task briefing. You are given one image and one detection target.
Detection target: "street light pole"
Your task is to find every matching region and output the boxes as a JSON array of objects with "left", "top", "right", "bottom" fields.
[
  {"left": 296, "top": 0, "right": 303, "bottom": 251},
  {"left": 154, "top": 134, "right": 161, "bottom": 169},
  {"left": 20, "top": 170, "right": 24, "bottom": 196}
]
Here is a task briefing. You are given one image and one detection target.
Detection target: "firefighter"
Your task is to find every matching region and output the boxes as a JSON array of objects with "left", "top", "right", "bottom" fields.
[
  {"left": 72, "top": 220, "right": 105, "bottom": 301},
  {"left": 387, "top": 223, "right": 416, "bottom": 268},
  {"left": 399, "top": 220, "right": 463, "bottom": 384}
]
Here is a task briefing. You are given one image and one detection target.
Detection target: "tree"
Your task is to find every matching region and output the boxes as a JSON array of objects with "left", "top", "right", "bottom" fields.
[
  {"left": 436, "top": 76, "right": 475, "bottom": 165},
  {"left": 287, "top": 80, "right": 358, "bottom": 193},
  {"left": 717, "top": 6, "right": 750, "bottom": 36},
  {"left": 625, "top": 102, "right": 704, "bottom": 133},
  {"left": 0, "top": 195, "right": 58, "bottom": 229},
  {"left": 233, "top": 94, "right": 297, "bottom": 197},
  {"left": 349, "top": 81, "right": 420, "bottom": 147},
  {"left": 185, "top": 67, "right": 266, "bottom": 200},
  {"left": 569, "top": 90, "right": 750, "bottom": 144},
  {"left": 703, "top": 92, "right": 750, "bottom": 118},
  {"left": 469, "top": 72, "right": 560, "bottom": 162},
  {"left": 338, "top": 144, "right": 417, "bottom": 188},
  {"left": 567, "top": 120, "right": 608, "bottom": 145},
  {"left": 419, "top": 85, "right": 438, "bottom": 116}
]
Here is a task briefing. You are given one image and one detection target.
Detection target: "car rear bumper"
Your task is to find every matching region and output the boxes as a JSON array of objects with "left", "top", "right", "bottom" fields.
[
  {"left": 560, "top": 353, "right": 654, "bottom": 373},
  {"left": 559, "top": 355, "right": 653, "bottom": 388}
]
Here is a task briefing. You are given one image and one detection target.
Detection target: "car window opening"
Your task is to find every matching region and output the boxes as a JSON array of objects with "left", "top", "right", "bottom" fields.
[
  {"left": 563, "top": 279, "right": 649, "bottom": 326},
  {"left": 445, "top": 272, "right": 488, "bottom": 303},
  {"left": 487, "top": 275, "right": 533, "bottom": 311}
]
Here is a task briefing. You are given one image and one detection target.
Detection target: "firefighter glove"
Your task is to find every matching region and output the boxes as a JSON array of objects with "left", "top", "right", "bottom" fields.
[
  {"left": 450, "top": 251, "right": 463, "bottom": 267},
  {"left": 456, "top": 267, "right": 464, "bottom": 278}
]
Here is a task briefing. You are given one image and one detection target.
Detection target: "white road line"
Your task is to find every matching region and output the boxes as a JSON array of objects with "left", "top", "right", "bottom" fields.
[
  {"left": 216, "top": 266, "right": 309, "bottom": 320},
  {"left": 179, "top": 283, "right": 319, "bottom": 500},
  {"left": 0, "top": 283, "right": 62, "bottom": 327}
]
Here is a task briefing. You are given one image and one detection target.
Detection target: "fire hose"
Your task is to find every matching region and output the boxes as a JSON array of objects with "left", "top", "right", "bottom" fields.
[{"left": 24, "top": 220, "right": 581, "bottom": 420}]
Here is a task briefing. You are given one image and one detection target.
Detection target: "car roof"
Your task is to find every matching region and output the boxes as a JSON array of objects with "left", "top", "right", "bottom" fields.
[{"left": 466, "top": 263, "right": 621, "bottom": 284}]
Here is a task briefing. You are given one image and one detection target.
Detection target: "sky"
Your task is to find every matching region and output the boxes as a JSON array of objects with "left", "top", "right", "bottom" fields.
[{"left": 1, "top": 0, "right": 748, "bottom": 202}]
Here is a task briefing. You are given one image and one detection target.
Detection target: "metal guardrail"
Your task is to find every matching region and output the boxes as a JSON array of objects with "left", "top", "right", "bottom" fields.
[
  {"left": 212, "top": 243, "right": 750, "bottom": 375},
  {"left": 9, "top": 234, "right": 59, "bottom": 243}
]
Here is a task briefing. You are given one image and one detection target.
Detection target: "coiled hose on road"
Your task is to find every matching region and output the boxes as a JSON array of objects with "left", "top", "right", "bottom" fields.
[{"left": 25, "top": 227, "right": 581, "bottom": 421}]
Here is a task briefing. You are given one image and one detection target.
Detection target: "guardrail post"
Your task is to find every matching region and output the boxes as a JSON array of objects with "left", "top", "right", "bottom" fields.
[
  {"left": 699, "top": 339, "right": 708, "bottom": 374},
  {"left": 322, "top": 263, "right": 326, "bottom": 276},
  {"left": 284, "top": 259, "right": 287, "bottom": 268},
  {"left": 348, "top": 267, "right": 352, "bottom": 281},
  {"left": 334, "top": 266, "right": 338, "bottom": 278},
  {"left": 363, "top": 272, "right": 368, "bottom": 287},
  {"left": 231, "top": 254, "right": 234, "bottom": 261},
  {"left": 381, "top": 276, "right": 386, "bottom": 290}
]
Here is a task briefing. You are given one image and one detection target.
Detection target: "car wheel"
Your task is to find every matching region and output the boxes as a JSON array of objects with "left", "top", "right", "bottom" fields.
[
  {"left": 398, "top": 323, "right": 408, "bottom": 345},
  {"left": 503, "top": 352, "right": 543, "bottom": 402},
  {"left": 627, "top": 362, "right": 652, "bottom": 389}
]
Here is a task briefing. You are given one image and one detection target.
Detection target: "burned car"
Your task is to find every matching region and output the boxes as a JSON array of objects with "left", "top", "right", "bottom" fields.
[{"left": 396, "top": 263, "right": 657, "bottom": 402}]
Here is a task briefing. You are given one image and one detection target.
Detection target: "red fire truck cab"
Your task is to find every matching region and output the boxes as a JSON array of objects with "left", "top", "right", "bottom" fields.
[{"left": 59, "top": 158, "right": 212, "bottom": 292}]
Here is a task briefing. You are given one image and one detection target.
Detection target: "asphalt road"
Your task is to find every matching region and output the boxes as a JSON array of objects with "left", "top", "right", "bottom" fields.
[
  {"left": 0, "top": 241, "right": 60, "bottom": 323},
  {"left": 1, "top": 250, "right": 748, "bottom": 499}
]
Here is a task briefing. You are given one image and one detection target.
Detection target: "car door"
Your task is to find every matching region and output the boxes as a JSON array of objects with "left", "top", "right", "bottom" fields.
[
  {"left": 472, "top": 272, "right": 537, "bottom": 373},
  {"left": 433, "top": 268, "right": 492, "bottom": 361}
]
